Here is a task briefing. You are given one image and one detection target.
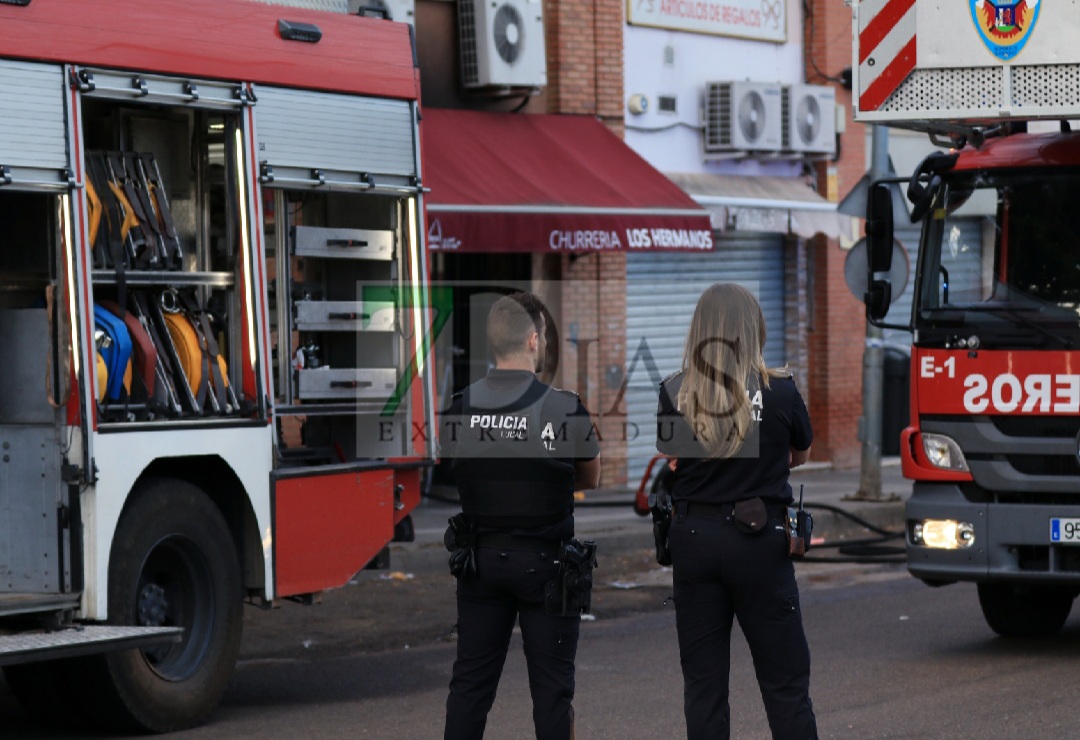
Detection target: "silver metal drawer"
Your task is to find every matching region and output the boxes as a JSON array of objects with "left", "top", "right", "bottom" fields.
[
  {"left": 293, "top": 225, "right": 394, "bottom": 261},
  {"left": 296, "top": 367, "right": 398, "bottom": 401},
  {"left": 294, "top": 300, "right": 395, "bottom": 332}
]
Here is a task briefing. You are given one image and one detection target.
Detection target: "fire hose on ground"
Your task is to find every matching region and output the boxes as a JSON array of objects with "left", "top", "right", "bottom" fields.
[
  {"left": 422, "top": 455, "right": 907, "bottom": 564},
  {"left": 630, "top": 455, "right": 907, "bottom": 565}
]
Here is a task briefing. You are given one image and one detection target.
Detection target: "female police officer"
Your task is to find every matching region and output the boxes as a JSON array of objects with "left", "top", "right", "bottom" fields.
[
  {"left": 656, "top": 283, "right": 817, "bottom": 740},
  {"left": 442, "top": 292, "right": 600, "bottom": 740}
]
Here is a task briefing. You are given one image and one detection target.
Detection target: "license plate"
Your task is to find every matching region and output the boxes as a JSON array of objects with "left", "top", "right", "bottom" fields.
[{"left": 1050, "top": 518, "right": 1080, "bottom": 543}]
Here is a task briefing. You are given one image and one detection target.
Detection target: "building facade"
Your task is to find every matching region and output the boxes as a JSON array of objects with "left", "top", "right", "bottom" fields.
[
  {"left": 260, "top": 0, "right": 871, "bottom": 482},
  {"left": 418, "top": 0, "right": 870, "bottom": 483}
]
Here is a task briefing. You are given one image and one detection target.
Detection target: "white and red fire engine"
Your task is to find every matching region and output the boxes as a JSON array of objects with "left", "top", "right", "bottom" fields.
[
  {"left": 856, "top": 0, "right": 1080, "bottom": 636},
  {"left": 0, "top": 0, "right": 436, "bottom": 730}
]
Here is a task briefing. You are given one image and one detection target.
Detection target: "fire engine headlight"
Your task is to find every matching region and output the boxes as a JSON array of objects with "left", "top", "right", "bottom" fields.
[
  {"left": 910, "top": 519, "right": 976, "bottom": 549},
  {"left": 922, "top": 433, "right": 969, "bottom": 472}
]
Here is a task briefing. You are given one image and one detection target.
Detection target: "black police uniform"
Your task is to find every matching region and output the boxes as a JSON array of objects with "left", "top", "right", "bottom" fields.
[
  {"left": 657, "top": 370, "right": 817, "bottom": 740},
  {"left": 443, "top": 368, "right": 599, "bottom": 740}
]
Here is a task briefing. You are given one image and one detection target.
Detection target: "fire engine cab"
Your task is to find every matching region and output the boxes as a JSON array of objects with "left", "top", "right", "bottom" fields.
[
  {"left": 0, "top": 0, "right": 435, "bottom": 731},
  {"left": 856, "top": 0, "right": 1080, "bottom": 637}
]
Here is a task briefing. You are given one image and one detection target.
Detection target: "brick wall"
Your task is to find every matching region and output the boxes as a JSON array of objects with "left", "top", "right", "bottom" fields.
[
  {"left": 806, "top": 0, "right": 868, "bottom": 468},
  {"left": 555, "top": 253, "right": 629, "bottom": 487},
  {"left": 542, "top": 0, "right": 629, "bottom": 486},
  {"left": 544, "top": 0, "right": 624, "bottom": 126}
]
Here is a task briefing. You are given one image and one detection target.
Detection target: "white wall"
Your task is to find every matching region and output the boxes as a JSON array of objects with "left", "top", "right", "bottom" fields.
[{"left": 623, "top": 1, "right": 805, "bottom": 176}]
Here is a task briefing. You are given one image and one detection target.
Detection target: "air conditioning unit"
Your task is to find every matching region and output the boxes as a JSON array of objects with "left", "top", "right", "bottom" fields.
[
  {"left": 704, "top": 81, "right": 783, "bottom": 156},
  {"left": 458, "top": 0, "right": 547, "bottom": 89},
  {"left": 782, "top": 84, "right": 837, "bottom": 155},
  {"left": 348, "top": 0, "right": 414, "bottom": 24}
]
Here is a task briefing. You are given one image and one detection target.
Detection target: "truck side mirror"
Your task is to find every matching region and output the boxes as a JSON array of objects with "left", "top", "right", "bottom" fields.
[
  {"left": 866, "top": 279, "right": 892, "bottom": 321},
  {"left": 864, "top": 182, "right": 895, "bottom": 322},
  {"left": 866, "top": 183, "right": 894, "bottom": 273},
  {"left": 907, "top": 151, "right": 958, "bottom": 222}
]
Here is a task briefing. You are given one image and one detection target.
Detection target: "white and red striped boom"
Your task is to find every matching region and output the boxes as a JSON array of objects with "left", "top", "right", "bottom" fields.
[{"left": 853, "top": 0, "right": 1080, "bottom": 129}]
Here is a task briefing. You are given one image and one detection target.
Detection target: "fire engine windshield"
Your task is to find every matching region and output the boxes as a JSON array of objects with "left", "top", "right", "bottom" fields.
[{"left": 915, "top": 170, "right": 1080, "bottom": 348}]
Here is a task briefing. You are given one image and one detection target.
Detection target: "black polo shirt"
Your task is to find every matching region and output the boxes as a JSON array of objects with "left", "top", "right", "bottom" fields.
[
  {"left": 442, "top": 369, "right": 600, "bottom": 540},
  {"left": 656, "top": 371, "right": 812, "bottom": 505}
]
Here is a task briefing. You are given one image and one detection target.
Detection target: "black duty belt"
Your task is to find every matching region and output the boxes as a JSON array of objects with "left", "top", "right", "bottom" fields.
[
  {"left": 475, "top": 532, "right": 559, "bottom": 554},
  {"left": 677, "top": 500, "right": 788, "bottom": 521}
]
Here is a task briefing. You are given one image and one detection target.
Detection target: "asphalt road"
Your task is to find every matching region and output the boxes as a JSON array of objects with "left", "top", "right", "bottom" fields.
[{"left": 7, "top": 561, "right": 1080, "bottom": 739}]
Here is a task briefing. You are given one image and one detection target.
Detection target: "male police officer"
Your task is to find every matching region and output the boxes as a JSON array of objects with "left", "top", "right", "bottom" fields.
[{"left": 442, "top": 292, "right": 601, "bottom": 740}]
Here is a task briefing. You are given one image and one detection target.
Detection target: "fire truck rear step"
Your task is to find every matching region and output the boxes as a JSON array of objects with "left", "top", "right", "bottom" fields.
[{"left": 0, "top": 625, "right": 183, "bottom": 667}]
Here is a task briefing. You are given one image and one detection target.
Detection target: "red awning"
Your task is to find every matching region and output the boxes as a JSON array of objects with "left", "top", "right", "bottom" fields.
[{"left": 422, "top": 109, "right": 714, "bottom": 253}]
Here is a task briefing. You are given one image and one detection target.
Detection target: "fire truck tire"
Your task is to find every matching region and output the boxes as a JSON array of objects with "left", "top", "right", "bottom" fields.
[
  {"left": 82, "top": 478, "right": 243, "bottom": 732},
  {"left": 393, "top": 514, "right": 416, "bottom": 542},
  {"left": 977, "top": 583, "right": 1074, "bottom": 638}
]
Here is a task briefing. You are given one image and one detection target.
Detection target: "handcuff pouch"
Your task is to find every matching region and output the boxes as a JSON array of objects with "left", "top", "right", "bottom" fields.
[{"left": 733, "top": 497, "right": 768, "bottom": 534}]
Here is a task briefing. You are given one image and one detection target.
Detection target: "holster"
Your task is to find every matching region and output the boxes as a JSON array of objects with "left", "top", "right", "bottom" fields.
[
  {"left": 444, "top": 512, "right": 476, "bottom": 578},
  {"left": 545, "top": 539, "right": 598, "bottom": 616},
  {"left": 648, "top": 489, "right": 673, "bottom": 566},
  {"left": 785, "top": 506, "right": 814, "bottom": 558}
]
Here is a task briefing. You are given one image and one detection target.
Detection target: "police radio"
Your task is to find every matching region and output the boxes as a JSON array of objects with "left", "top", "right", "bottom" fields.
[{"left": 786, "top": 485, "right": 813, "bottom": 558}]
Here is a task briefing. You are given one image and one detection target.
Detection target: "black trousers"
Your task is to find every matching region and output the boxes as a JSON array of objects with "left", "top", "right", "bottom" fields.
[
  {"left": 444, "top": 547, "right": 580, "bottom": 740},
  {"left": 670, "top": 509, "right": 818, "bottom": 740}
]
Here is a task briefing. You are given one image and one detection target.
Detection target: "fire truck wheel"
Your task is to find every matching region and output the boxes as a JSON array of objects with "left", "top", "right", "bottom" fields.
[
  {"left": 977, "top": 583, "right": 1075, "bottom": 638},
  {"left": 393, "top": 514, "right": 416, "bottom": 542},
  {"left": 84, "top": 478, "right": 243, "bottom": 732}
]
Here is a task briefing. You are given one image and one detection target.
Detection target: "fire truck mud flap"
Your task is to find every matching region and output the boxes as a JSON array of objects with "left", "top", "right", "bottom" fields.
[{"left": 272, "top": 465, "right": 395, "bottom": 597}]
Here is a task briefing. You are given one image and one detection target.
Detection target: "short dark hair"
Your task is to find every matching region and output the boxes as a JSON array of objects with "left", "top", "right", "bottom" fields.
[{"left": 487, "top": 292, "right": 546, "bottom": 359}]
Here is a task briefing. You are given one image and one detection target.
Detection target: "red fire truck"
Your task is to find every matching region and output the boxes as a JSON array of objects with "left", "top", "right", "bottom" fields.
[
  {"left": 0, "top": 0, "right": 435, "bottom": 731},
  {"left": 856, "top": 1, "right": 1080, "bottom": 636}
]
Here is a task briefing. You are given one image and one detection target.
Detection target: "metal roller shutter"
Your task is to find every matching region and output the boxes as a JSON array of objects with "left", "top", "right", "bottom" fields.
[
  {"left": 256, "top": 87, "right": 416, "bottom": 186},
  {"left": 625, "top": 234, "right": 786, "bottom": 483},
  {"left": 0, "top": 61, "right": 69, "bottom": 190},
  {"left": 75, "top": 68, "right": 245, "bottom": 110}
]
